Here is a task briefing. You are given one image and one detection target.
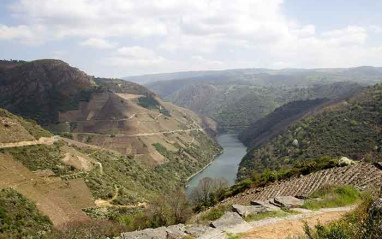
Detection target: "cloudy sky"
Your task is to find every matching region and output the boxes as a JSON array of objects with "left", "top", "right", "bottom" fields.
[{"left": 1, "top": 0, "right": 382, "bottom": 77}]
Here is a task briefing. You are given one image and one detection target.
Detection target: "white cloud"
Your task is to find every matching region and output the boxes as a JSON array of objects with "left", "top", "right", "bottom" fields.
[
  {"left": 80, "top": 38, "right": 117, "bottom": 49},
  {"left": 116, "top": 46, "right": 157, "bottom": 59},
  {"left": 1, "top": 0, "right": 382, "bottom": 74},
  {"left": 368, "top": 25, "right": 382, "bottom": 34},
  {"left": 103, "top": 46, "right": 168, "bottom": 69}
]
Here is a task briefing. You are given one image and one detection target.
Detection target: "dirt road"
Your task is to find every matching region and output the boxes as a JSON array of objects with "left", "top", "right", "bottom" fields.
[
  {"left": 0, "top": 136, "right": 58, "bottom": 149},
  {"left": 243, "top": 206, "right": 355, "bottom": 239}
]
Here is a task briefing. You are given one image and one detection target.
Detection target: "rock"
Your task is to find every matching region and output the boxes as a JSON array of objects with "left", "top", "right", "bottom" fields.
[
  {"left": 119, "top": 227, "right": 167, "bottom": 239},
  {"left": 166, "top": 224, "right": 187, "bottom": 239},
  {"left": 232, "top": 204, "right": 267, "bottom": 217},
  {"left": 250, "top": 200, "right": 281, "bottom": 211},
  {"left": 185, "top": 225, "right": 214, "bottom": 237},
  {"left": 367, "top": 198, "right": 382, "bottom": 235},
  {"left": 369, "top": 198, "right": 382, "bottom": 218},
  {"left": 292, "top": 139, "right": 299, "bottom": 146},
  {"left": 198, "top": 229, "right": 227, "bottom": 239},
  {"left": 374, "top": 162, "right": 382, "bottom": 170},
  {"left": 339, "top": 157, "right": 356, "bottom": 166},
  {"left": 272, "top": 196, "right": 304, "bottom": 209},
  {"left": 210, "top": 212, "right": 252, "bottom": 234}
]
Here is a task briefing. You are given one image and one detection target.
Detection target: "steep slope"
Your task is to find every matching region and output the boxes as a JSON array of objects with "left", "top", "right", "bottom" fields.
[
  {"left": 0, "top": 59, "right": 221, "bottom": 168},
  {"left": 0, "top": 109, "right": 220, "bottom": 227},
  {"left": 0, "top": 60, "right": 222, "bottom": 221},
  {"left": 0, "top": 108, "right": 51, "bottom": 143},
  {"left": 167, "top": 82, "right": 362, "bottom": 131},
  {"left": 238, "top": 83, "right": 382, "bottom": 180},
  {"left": 224, "top": 163, "right": 382, "bottom": 205},
  {"left": 0, "top": 188, "right": 52, "bottom": 238},
  {"left": 238, "top": 98, "right": 331, "bottom": 149}
]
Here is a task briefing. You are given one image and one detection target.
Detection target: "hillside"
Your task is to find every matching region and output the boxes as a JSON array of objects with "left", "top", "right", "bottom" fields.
[
  {"left": 238, "top": 98, "right": 331, "bottom": 149},
  {"left": 0, "top": 60, "right": 222, "bottom": 229},
  {"left": 167, "top": 82, "right": 362, "bottom": 131},
  {"left": 0, "top": 108, "right": 221, "bottom": 228},
  {"left": 238, "top": 83, "right": 382, "bottom": 180},
  {"left": 0, "top": 108, "right": 51, "bottom": 143},
  {"left": 0, "top": 59, "right": 221, "bottom": 168},
  {"left": 0, "top": 60, "right": 96, "bottom": 125}
]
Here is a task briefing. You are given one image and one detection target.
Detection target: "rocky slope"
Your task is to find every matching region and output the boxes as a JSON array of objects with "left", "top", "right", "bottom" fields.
[{"left": 238, "top": 83, "right": 382, "bottom": 179}]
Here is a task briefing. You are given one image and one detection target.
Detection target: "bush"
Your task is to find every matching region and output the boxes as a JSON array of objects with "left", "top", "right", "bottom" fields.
[
  {"left": 301, "top": 191, "right": 381, "bottom": 239},
  {"left": 303, "top": 185, "right": 361, "bottom": 210},
  {"left": 0, "top": 189, "right": 52, "bottom": 239}
]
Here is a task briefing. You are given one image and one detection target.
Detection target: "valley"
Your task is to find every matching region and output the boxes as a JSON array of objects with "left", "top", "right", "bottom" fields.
[{"left": 0, "top": 60, "right": 381, "bottom": 239}]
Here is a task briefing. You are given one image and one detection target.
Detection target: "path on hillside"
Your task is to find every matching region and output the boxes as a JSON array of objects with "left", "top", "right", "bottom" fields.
[
  {"left": 0, "top": 136, "right": 58, "bottom": 149},
  {"left": 243, "top": 206, "right": 355, "bottom": 239},
  {"left": 76, "top": 127, "right": 203, "bottom": 138}
]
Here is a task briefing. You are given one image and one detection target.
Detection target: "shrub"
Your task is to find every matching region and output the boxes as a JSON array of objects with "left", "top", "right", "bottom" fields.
[{"left": 303, "top": 185, "right": 361, "bottom": 210}]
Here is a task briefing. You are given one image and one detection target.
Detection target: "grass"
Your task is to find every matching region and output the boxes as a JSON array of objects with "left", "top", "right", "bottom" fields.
[
  {"left": 0, "top": 188, "right": 52, "bottom": 238},
  {"left": 198, "top": 204, "right": 232, "bottom": 223},
  {"left": 303, "top": 185, "right": 361, "bottom": 210},
  {"left": 244, "top": 208, "right": 300, "bottom": 222},
  {"left": 227, "top": 233, "right": 244, "bottom": 239},
  {"left": 297, "top": 191, "right": 381, "bottom": 239}
]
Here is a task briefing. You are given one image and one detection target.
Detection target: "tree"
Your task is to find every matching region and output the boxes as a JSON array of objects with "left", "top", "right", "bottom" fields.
[{"left": 189, "top": 177, "right": 229, "bottom": 208}]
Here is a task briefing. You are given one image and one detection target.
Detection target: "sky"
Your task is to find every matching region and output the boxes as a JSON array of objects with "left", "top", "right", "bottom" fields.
[{"left": 0, "top": 0, "right": 382, "bottom": 77}]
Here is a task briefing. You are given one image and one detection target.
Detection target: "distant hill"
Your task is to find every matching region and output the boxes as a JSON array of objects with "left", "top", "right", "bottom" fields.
[
  {"left": 237, "top": 83, "right": 382, "bottom": 180},
  {"left": 140, "top": 66, "right": 381, "bottom": 131},
  {"left": 166, "top": 82, "right": 362, "bottom": 131},
  {"left": 133, "top": 66, "right": 382, "bottom": 92}
]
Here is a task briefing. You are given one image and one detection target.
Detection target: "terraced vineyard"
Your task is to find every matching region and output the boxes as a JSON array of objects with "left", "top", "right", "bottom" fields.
[{"left": 223, "top": 163, "right": 382, "bottom": 205}]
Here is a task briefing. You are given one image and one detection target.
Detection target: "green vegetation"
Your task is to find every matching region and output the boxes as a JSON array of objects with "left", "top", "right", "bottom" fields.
[
  {"left": 0, "top": 141, "right": 74, "bottom": 176},
  {"left": 227, "top": 233, "right": 244, "bottom": 239},
  {"left": 200, "top": 207, "right": 225, "bottom": 221},
  {"left": 299, "top": 192, "right": 381, "bottom": 239},
  {"left": 224, "top": 157, "right": 339, "bottom": 199},
  {"left": 167, "top": 82, "right": 361, "bottom": 131},
  {"left": 115, "top": 190, "right": 192, "bottom": 231},
  {"left": 303, "top": 185, "right": 361, "bottom": 210},
  {"left": 138, "top": 95, "right": 160, "bottom": 109},
  {"left": 0, "top": 188, "right": 52, "bottom": 239},
  {"left": 238, "top": 84, "right": 382, "bottom": 179}
]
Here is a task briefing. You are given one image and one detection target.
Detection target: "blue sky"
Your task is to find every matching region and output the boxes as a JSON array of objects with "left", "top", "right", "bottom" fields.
[{"left": 0, "top": 0, "right": 381, "bottom": 77}]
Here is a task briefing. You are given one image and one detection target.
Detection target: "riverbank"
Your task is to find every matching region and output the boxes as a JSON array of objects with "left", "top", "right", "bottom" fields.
[
  {"left": 186, "top": 151, "right": 223, "bottom": 182},
  {"left": 185, "top": 134, "right": 247, "bottom": 193}
]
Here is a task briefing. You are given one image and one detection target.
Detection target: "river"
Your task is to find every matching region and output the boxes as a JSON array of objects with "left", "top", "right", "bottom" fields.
[{"left": 185, "top": 133, "right": 247, "bottom": 194}]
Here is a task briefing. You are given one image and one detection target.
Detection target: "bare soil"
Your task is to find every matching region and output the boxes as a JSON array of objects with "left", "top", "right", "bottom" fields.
[{"left": 243, "top": 207, "right": 353, "bottom": 239}]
